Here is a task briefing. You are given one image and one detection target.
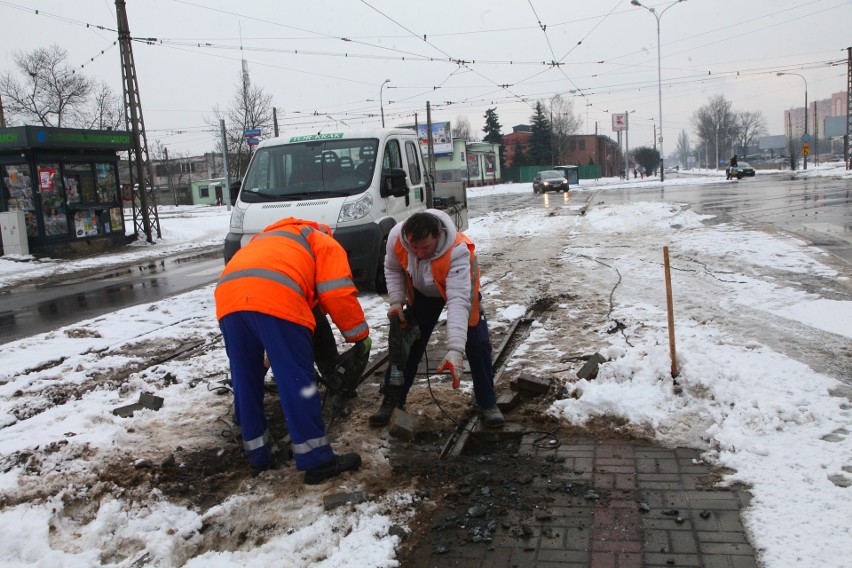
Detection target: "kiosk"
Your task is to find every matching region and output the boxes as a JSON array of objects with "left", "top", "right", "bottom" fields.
[{"left": 0, "top": 126, "right": 132, "bottom": 256}]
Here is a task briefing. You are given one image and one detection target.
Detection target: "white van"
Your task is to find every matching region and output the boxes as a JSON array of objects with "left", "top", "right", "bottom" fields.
[{"left": 224, "top": 128, "right": 433, "bottom": 291}]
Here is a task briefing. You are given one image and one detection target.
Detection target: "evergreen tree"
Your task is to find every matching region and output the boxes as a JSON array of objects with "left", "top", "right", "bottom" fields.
[
  {"left": 512, "top": 140, "right": 529, "bottom": 167},
  {"left": 482, "top": 108, "right": 506, "bottom": 170},
  {"left": 528, "top": 101, "right": 552, "bottom": 165},
  {"left": 632, "top": 146, "right": 660, "bottom": 176}
]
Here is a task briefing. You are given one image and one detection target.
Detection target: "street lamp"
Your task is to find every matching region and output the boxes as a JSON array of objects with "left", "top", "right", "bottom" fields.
[
  {"left": 379, "top": 79, "right": 391, "bottom": 127},
  {"left": 777, "top": 72, "right": 808, "bottom": 170},
  {"left": 631, "top": 0, "right": 686, "bottom": 182}
]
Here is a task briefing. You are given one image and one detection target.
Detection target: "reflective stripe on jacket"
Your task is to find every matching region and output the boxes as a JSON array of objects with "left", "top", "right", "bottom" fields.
[
  {"left": 215, "top": 217, "right": 368, "bottom": 342},
  {"left": 393, "top": 231, "right": 481, "bottom": 327}
]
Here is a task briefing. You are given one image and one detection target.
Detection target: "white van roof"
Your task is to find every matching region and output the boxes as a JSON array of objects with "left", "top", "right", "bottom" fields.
[{"left": 254, "top": 127, "right": 418, "bottom": 149}]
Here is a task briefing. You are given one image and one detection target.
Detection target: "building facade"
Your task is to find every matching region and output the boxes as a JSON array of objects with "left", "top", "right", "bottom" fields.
[
  {"left": 783, "top": 90, "right": 849, "bottom": 147},
  {"left": 503, "top": 125, "right": 532, "bottom": 167}
]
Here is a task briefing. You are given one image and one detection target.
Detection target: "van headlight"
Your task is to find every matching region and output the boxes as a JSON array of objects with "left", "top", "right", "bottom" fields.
[
  {"left": 230, "top": 203, "right": 246, "bottom": 230},
  {"left": 338, "top": 192, "right": 373, "bottom": 223}
]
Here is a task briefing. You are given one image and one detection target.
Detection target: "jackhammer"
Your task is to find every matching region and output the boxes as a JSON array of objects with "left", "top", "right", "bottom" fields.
[
  {"left": 368, "top": 309, "right": 420, "bottom": 426},
  {"left": 324, "top": 336, "right": 372, "bottom": 421}
]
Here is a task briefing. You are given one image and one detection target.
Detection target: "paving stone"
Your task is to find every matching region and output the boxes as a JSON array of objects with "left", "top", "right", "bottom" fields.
[
  {"left": 510, "top": 375, "right": 552, "bottom": 395},
  {"left": 644, "top": 552, "right": 701, "bottom": 566},
  {"left": 496, "top": 391, "right": 521, "bottom": 412},
  {"left": 669, "top": 529, "right": 700, "bottom": 553},
  {"left": 388, "top": 408, "right": 414, "bottom": 441},
  {"left": 576, "top": 353, "right": 606, "bottom": 380},
  {"left": 696, "top": 531, "right": 749, "bottom": 544},
  {"left": 537, "top": 548, "right": 590, "bottom": 563},
  {"left": 699, "top": 542, "right": 755, "bottom": 556},
  {"left": 322, "top": 491, "right": 367, "bottom": 511}
]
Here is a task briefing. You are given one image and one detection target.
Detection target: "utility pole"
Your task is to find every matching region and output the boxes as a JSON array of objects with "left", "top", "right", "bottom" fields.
[
  {"left": 846, "top": 46, "right": 851, "bottom": 169},
  {"left": 625, "top": 110, "right": 630, "bottom": 179},
  {"left": 0, "top": 92, "right": 6, "bottom": 128},
  {"left": 164, "top": 147, "right": 176, "bottom": 206},
  {"left": 594, "top": 121, "right": 599, "bottom": 179},
  {"left": 426, "top": 102, "right": 436, "bottom": 182},
  {"left": 220, "top": 119, "right": 232, "bottom": 209},
  {"left": 116, "top": 0, "right": 160, "bottom": 242},
  {"left": 814, "top": 104, "right": 819, "bottom": 165},
  {"left": 273, "top": 107, "right": 279, "bottom": 137},
  {"left": 549, "top": 105, "right": 554, "bottom": 165}
]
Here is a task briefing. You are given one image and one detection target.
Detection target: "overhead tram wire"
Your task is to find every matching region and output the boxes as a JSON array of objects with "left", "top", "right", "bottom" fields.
[
  {"left": 359, "top": 0, "right": 541, "bottom": 113},
  {"left": 601, "top": 0, "right": 845, "bottom": 68}
]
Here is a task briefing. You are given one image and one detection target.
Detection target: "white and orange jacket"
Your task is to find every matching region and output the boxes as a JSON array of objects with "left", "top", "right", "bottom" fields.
[{"left": 385, "top": 209, "right": 481, "bottom": 354}]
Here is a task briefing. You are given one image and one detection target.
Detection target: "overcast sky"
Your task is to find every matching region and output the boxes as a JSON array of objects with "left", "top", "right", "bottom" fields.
[{"left": 1, "top": 0, "right": 849, "bottom": 156}]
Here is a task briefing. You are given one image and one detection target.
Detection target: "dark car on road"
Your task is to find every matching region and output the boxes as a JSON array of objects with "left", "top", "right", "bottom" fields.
[
  {"left": 533, "top": 170, "right": 569, "bottom": 193},
  {"left": 736, "top": 162, "right": 755, "bottom": 178}
]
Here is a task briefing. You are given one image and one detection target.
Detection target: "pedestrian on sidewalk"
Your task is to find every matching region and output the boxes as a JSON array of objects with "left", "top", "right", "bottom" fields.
[
  {"left": 215, "top": 217, "right": 370, "bottom": 484},
  {"left": 369, "top": 209, "right": 505, "bottom": 428}
]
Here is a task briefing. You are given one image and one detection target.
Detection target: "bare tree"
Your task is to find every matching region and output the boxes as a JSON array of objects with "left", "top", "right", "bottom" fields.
[
  {"left": 150, "top": 140, "right": 196, "bottom": 205},
  {"left": 0, "top": 45, "right": 92, "bottom": 127},
  {"left": 736, "top": 111, "right": 767, "bottom": 155},
  {"left": 210, "top": 69, "right": 274, "bottom": 180},
  {"left": 549, "top": 95, "right": 582, "bottom": 164},
  {"left": 79, "top": 82, "right": 123, "bottom": 130},
  {"left": 452, "top": 115, "right": 472, "bottom": 140},
  {"left": 691, "top": 95, "right": 739, "bottom": 168},
  {"left": 676, "top": 129, "right": 690, "bottom": 169}
]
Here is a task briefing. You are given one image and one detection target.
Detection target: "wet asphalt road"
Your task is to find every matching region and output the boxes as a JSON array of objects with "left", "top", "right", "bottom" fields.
[
  {"left": 1, "top": 172, "right": 849, "bottom": 345},
  {"left": 472, "top": 171, "right": 852, "bottom": 264},
  {"left": 0, "top": 249, "right": 223, "bottom": 345}
]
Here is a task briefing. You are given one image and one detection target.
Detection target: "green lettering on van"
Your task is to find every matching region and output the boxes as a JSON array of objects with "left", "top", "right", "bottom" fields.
[
  {"left": 0, "top": 133, "right": 19, "bottom": 144},
  {"left": 289, "top": 132, "right": 344, "bottom": 143}
]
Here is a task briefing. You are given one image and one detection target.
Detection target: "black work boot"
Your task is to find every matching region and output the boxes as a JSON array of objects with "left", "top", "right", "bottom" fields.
[
  {"left": 304, "top": 453, "right": 362, "bottom": 485},
  {"left": 368, "top": 394, "right": 397, "bottom": 427},
  {"left": 369, "top": 384, "right": 405, "bottom": 427}
]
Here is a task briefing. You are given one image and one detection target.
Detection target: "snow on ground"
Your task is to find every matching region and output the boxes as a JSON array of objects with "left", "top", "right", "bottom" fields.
[{"left": 0, "top": 163, "right": 850, "bottom": 567}]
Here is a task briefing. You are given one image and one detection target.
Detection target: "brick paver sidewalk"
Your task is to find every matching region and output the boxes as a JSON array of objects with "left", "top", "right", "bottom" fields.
[{"left": 407, "top": 434, "right": 757, "bottom": 568}]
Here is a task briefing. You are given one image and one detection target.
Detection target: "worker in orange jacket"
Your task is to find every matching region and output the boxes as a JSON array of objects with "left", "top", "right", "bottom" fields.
[{"left": 215, "top": 217, "right": 370, "bottom": 484}]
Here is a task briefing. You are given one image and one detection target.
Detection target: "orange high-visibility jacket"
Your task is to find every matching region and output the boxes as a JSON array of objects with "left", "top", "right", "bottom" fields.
[
  {"left": 393, "top": 231, "right": 482, "bottom": 327},
  {"left": 215, "top": 217, "right": 369, "bottom": 342}
]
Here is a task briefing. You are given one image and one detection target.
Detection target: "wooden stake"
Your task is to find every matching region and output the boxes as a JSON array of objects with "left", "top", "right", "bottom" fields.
[{"left": 663, "top": 246, "right": 679, "bottom": 378}]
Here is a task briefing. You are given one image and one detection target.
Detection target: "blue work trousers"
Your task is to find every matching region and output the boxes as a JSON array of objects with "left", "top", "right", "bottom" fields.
[
  {"left": 219, "top": 311, "right": 333, "bottom": 471},
  {"left": 387, "top": 291, "right": 497, "bottom": 409}
]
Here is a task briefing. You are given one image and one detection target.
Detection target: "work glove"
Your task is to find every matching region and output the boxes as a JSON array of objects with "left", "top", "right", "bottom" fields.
[
  {"left": 354, "top": 336, "right": 372, "bottom": 353},
  {"left": 437, "top": 349, "right": 464, "bottom": 389},
  {"left": 387, "top": 303, "right": 405, "bottom": 325}
]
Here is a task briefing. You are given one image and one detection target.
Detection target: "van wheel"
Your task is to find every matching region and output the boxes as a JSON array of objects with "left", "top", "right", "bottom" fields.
[{"left": 374, "top": 237, "right": 388, "bottom": 294}]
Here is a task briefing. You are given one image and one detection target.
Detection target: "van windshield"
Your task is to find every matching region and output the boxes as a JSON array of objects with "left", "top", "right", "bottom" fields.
[{"left": 240, "top": 138, "right": 379, "bottom": 202}]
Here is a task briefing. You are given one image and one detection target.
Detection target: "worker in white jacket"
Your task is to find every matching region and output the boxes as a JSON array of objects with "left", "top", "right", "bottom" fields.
[{"left": 369, "top": 209, "right": 504, "bottom": 428}]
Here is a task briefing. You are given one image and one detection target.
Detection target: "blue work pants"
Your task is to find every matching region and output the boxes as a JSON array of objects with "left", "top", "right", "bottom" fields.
[{"left": 220, "top": 311, "right": 333, "bottom": 471}]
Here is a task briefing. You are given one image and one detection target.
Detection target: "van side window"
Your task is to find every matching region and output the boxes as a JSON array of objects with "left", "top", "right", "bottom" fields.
[
  {"left": 404, "top": 141, "right": 422, "bottom": 185},
  {"left": 383, "top": 140, "right": 403, "bottom": 171}
]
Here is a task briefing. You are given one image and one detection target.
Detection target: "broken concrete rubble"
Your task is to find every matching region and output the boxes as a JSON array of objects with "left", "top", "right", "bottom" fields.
[
  {"left": 112, "top": 392, "right": 164, "bottom": 418},
  {"left": 509, "top": 375, "right": 552, "bottom": 395},
  {"left": 576, "top": 352, "right": 607, "bottom": 380}
]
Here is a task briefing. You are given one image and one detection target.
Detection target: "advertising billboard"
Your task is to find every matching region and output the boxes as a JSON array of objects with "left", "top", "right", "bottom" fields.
[{"left": 418, "top": 121, "right": 453, "bottom": 156}]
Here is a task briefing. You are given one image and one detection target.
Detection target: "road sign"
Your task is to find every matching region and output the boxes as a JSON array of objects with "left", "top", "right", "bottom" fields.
[
  {"left": 244, "top": 128, "right": 261, "bottom": 138},
  {"left": 801, "top": 134, "right": 811, "bottom": 143},
  {"left": 246, "top": 137, "right": 260, "bottom": 146},
  {"left": 802, "top": 142, "right": 810, "bottom": 156},
  {"left": 612, "top": 113, "right": 627, "bottom": 132}
]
